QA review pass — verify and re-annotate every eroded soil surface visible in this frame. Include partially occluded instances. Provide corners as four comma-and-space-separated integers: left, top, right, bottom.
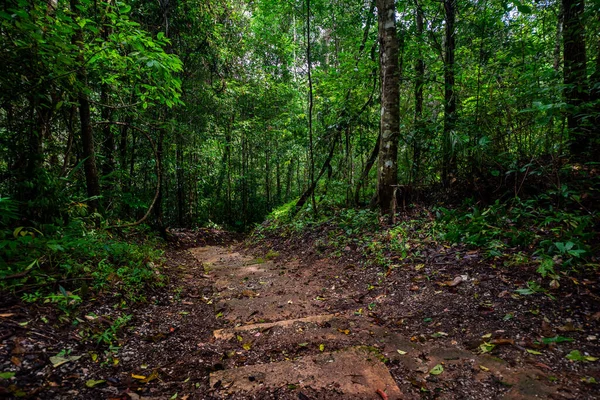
1, 229, 599, 399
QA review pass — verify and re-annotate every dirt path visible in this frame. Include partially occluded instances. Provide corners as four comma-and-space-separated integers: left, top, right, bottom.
2, 239, 596, 399
190, 245, 568, 399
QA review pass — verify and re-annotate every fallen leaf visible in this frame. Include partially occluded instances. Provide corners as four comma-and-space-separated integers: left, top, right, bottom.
429, 364, 444, 375
444, 276, 463, 287
0, 313, 15, 318
376, 388, 389, 400
132, 374, 147, 380
49, 355, 82, 368
534, 362, 552, 370
527, 349, 543, 355
481, 333, 492, 339
558, 322, 582, 332
479, 342, 496, 354
337, 329, 350, 335
85, 379, 105, 388
142, 370, 159, 383
0, 372, 15, 379
566, 350, 598, 362
397, 349, 407, 355
479, 365, 490, 372
319, 344, 325, 352
242, 343, 252, 351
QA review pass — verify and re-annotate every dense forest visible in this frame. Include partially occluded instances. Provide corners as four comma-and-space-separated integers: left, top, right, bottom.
1, 0, 600, 398
1, 0, 598, 230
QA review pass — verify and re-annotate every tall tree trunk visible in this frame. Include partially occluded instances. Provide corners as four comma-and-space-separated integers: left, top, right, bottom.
286, 158, 293, 201
591, 13, 600, 159
79, 94, 100, 209
306, 0, 317, 216
176, 131, 184, 226
71, 0, 100, 210
412, 0, 425, 186
563, 0, 589, 157
376, 0, 401, 215
100, 84, 114, 188
153, 129, 164, 225
442, 0, 457, 187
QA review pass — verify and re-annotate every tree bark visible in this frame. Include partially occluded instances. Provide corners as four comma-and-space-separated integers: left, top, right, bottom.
71, 0, 100, 210
376, 0, 401, 215
442, 0, 457, 187
306, 0, 317, 216
562, 0, 589, 157
412, 0, 425, 185
355, 133, 381, 205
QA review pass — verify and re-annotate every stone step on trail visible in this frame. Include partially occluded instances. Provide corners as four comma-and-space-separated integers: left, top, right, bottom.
214, 314, 337, 340
215, 292, 334, 323
210, 346, 403, 399
188, 246, 255, 267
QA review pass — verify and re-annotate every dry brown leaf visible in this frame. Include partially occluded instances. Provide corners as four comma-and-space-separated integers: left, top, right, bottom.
376, 388, 389, 400
444, 276, 464, 287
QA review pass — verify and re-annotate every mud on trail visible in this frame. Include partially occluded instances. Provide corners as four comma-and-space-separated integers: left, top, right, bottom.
187, 244, 598, 399
1, 234, 599, 399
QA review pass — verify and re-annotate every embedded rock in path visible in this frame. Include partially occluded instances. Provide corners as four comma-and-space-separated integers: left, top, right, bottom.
209, 347, 403, 399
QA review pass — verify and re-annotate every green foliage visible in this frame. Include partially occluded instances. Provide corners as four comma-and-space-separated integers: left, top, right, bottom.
435, 196, 594, 275
0, 214, 164, 307
91, 314, 133, 346
0, 197, 19, 227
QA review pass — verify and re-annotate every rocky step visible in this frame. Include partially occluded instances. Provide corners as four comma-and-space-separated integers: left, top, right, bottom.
215, 293, 336, 323
209, 346, 403, 399
188, 246, 257, 268
214, 314, 337, 340
216, 314, 420, 367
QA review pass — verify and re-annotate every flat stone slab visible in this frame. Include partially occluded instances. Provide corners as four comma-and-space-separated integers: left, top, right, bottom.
214, 314, 337, 340
188, 246, 254, 266
216, 293, 332, 323
210, 347, 402, 399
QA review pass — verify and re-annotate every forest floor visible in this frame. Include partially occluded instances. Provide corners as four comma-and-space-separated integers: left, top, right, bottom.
1, 228, 599, 399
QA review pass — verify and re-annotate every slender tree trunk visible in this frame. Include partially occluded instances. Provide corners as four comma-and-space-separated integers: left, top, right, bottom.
153, 129, 164, 225
412, 0, 425, 186
176, 131, 184, 226
563, 0, 589, 157
294, 133, 340, 214
306, 0, 317, 216
376, 0, 401, 215
286, 158, 293, 201
553, 2, 564, 71
591, 14, 600, 159
100, 84, 114, 198
355, 133, 381, 205
442, 0, 457, 187
275, 141, 281, 204
71, 0, 100, 210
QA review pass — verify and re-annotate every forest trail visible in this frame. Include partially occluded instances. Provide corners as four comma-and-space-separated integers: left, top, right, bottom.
190, 245, 560, 399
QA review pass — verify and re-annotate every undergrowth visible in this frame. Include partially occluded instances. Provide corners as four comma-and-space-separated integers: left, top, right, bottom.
252, 192, 598, 284
0, 197, 165, 313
